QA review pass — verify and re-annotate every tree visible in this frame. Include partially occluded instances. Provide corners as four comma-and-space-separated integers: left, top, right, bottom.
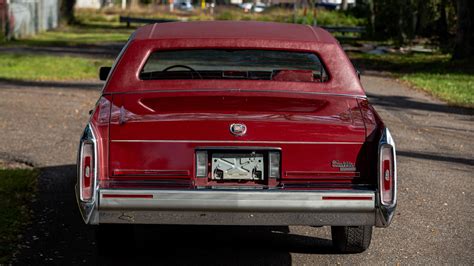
367, 0, 375, 37
130, 0, 140, 9
60, 0, 76, 25
452, 0, 474, 59
341, 0, 348, 10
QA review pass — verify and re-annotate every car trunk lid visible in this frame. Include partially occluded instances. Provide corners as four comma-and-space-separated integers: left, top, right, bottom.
107, 91, 369, 189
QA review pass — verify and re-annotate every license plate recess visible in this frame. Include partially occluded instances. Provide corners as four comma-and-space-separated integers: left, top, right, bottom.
211, 153, 264, 180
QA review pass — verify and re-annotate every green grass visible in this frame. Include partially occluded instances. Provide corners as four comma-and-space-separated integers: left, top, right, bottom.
400, 73, 473, 107
3, 7, 363, 48
0, 54, 113, 81
349, 53, 474, 107
7, 24, 132, 47
0, 7, 363, 81
11, 30, 130, 47
0, 168, 38, 264
213, 7, 364, 25
75, 6, 364, 27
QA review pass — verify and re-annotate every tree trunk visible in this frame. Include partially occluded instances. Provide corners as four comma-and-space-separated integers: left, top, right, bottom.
437, 0, 449, 43
397, 0, 407, 45
60, 0, 76, 25
130, 0, 140, 9
341, 0, 348, 10
452, 0, 473, 60
367, 0, 375, 37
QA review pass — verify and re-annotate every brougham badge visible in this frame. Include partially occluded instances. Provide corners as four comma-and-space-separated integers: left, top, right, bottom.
230, 123, 247, 136
331, 160, 356, 172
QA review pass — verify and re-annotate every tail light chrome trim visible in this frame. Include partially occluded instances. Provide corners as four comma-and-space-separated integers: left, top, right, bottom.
79, 140, 95, 201
376, 127, 397, 227
76, 124, 99, 224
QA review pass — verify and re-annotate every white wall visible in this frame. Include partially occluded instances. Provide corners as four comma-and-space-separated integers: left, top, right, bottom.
75, 0, 101, 9
9, 0, 59, 38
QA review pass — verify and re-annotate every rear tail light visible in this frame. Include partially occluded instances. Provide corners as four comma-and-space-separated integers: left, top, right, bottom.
379, 144, 394, 204
268, 151, 281, 179
77, 97, 110, 224
378, 128, 397, 206
196, 151, 208, 178
79, 140, 95, 202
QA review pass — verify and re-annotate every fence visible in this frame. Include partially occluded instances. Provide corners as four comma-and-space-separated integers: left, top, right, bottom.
0, 0, 58, 39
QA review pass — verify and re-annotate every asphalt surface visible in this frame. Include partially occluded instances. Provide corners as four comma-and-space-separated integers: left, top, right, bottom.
0, 75, 472, 265
0, 44, 123, 59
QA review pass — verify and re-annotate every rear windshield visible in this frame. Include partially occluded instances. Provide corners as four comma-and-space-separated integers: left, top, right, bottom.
140, 49, 328, 82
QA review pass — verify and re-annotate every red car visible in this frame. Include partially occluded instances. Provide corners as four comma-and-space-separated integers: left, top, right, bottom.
76, 21, 397, 253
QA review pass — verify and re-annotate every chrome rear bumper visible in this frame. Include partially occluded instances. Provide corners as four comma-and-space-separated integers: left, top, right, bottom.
88, 189, 379, 226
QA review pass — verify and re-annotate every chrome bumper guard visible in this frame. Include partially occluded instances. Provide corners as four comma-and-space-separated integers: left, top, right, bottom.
85, 189, 383, 226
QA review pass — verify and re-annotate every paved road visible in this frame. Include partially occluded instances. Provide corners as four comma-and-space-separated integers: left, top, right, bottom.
0, 44, 123, 59
0, 75, 472, 265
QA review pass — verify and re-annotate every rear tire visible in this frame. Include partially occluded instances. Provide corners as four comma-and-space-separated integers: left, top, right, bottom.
331, 226, 372, 253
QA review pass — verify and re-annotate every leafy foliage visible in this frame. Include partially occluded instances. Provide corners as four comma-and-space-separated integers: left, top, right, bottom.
0, 54, 113, 81
0, 169, 38, 264
355, 0, 457, 47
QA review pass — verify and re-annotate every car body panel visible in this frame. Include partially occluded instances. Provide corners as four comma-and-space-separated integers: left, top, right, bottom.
106, 92, 370, 188
76, 21, 397, 228
103, 21, 364, 96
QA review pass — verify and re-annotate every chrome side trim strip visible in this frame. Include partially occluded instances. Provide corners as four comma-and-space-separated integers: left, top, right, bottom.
110, 140, 364, 145
112, 169, 190, 177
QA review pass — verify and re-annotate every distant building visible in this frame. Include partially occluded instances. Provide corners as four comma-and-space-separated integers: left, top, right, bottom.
2, 0, 59, 39
76, 0, 102, 9
266, 0, 356, 8
317, 0, 356, 9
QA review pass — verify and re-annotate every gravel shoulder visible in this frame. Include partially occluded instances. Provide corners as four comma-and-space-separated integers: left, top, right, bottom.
0, 75, 472, 264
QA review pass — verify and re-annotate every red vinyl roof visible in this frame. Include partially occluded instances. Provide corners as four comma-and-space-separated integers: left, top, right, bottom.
133, 21, 338, 44
104, 21, 365, 96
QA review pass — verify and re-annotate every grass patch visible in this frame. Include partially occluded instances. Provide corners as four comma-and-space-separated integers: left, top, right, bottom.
7, 24, 132, 47
3, 7, 363, 47
349, 53, 474, 107
0, 168, 38, 264
400, 73, 473, 107
75, 6, 364, 26
0, 54, 113, 81
213, 7, 364, 25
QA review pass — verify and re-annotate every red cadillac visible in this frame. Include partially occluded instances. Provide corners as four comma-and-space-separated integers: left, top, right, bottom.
76, 21, 397, 253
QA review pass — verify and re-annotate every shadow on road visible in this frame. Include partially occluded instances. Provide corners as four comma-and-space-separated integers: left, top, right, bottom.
398, 150, 474, 166
0, 79, 102, 91
0, 44, 123, 59
14, 164, 337, 265
367, 92, 474, 116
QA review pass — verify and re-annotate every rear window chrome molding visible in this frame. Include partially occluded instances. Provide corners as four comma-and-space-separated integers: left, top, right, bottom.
375, 127, 397, 227
138, 46, 333, 83
102, 88, 367, 100
76, 124, 100, 224
138, 48, 330, 82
